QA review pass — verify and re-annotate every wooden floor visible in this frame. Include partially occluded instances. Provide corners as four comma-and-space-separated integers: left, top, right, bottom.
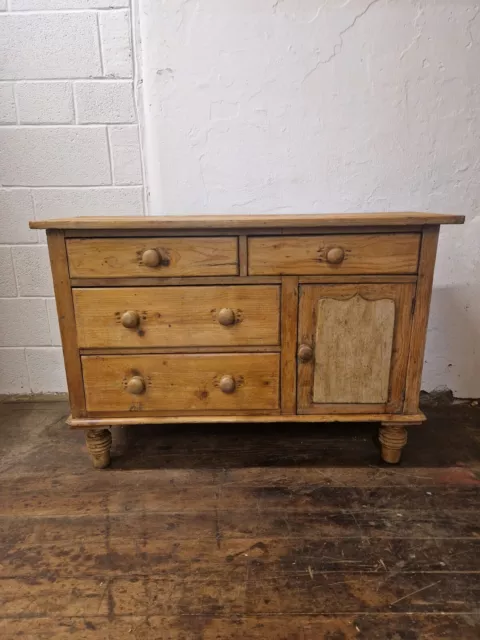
0, 400, 479, 639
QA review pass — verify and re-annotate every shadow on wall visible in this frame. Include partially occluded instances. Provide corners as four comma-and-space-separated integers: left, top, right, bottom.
423, 284, 480, 398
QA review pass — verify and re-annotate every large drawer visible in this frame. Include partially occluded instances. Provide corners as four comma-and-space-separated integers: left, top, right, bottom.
73, 285, 280, 348
248, 234, 421, 275
82, 353, 280, 413
67, 237, 238, 278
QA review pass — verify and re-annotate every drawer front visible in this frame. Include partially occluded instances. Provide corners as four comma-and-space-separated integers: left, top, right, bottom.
73, 285, 280, 348
248, 234, 421, 275
82, 353, 280, 413
67, 237, 238, 278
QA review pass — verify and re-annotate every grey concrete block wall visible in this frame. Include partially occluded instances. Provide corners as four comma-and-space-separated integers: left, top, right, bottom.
0, 0, 145, 394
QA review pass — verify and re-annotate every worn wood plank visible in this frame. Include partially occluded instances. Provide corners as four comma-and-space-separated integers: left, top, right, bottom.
2, 614, 479, 640
29, 212, 465, 230
71, 275, 282, 286
280, 276, 298, 414
46, 230, 86, 418
404, 226, 440, 413
238, 235, 248, 276
73, 285, 280, 349
248, 234, 421, 275
67, 236, 238, 278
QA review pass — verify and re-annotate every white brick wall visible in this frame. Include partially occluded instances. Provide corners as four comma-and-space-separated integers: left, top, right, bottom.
0, 0, 145, 394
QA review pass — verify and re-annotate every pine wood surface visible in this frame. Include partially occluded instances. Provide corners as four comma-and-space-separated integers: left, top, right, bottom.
0, 399, 479, 638
67, 237, 238, 278
82, 353, 280, 413
73, 285, 280, 348
30, 212, 465, 229
248, 233, 421, 275
297, 284, 415, 415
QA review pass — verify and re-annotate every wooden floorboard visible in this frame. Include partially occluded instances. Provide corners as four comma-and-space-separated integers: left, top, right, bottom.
0, 400, 479, 638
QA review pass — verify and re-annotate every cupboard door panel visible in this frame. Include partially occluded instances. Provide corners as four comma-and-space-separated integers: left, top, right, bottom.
298, 284, 415, 414
313, 295, 395, 403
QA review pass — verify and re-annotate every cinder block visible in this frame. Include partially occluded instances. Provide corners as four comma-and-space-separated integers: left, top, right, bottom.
75, 81, 135, 124
0, 127, 111, 186
0, 248, 17, 297
46, 298, 61, 346
0, 13, 101, 80
0, 84, 16, 123
13, 245, 54, 297
16, 82, 74, 124
26, 347, 67, 393
0, 189, 38, 243
109, 125, 143, 185
34, 186, 145, 217
11, 0, 126, 8
99, 9, 132, 78
0, 298, 50, 347
0, 348, 30, 394
0, 0, 7, 10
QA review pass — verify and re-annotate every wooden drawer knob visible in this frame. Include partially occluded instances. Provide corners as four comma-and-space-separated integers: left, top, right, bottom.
298, 344, 313, 362
326, 247, 345, 264
219, 375, 236, 394
126, 376, 146, 395
142, 248, 162, 268
217, 307, 236, 326
121, 310, 140, 329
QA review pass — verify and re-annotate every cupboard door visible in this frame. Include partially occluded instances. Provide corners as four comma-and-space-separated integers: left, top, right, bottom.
297, 284, 415, 414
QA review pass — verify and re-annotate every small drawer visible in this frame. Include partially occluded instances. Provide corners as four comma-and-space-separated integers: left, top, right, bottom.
73, 285, 280, 348
67, 236, 238, 278
82, 353, 280, 413
248, 234, 421, 275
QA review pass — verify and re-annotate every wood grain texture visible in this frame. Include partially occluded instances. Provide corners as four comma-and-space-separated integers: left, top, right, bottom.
73, 285, 280, 348
404, 226, 440, 413
70, 275, 282, 287
248, 233, 421, 275
298, 284, 415, 414
67, 236, 238, 278
280, 276, 298, 414
46, 230, 86, 418
29, 212, 465, 229
314, 295, 395, 403
238, 235, 248, 276
81, 353, 280, 413
68, 412, 426, 427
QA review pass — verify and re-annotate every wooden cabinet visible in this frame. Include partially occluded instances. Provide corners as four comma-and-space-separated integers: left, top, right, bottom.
30, 213, 464, 469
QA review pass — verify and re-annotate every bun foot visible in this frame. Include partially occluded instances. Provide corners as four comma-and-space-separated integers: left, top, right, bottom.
379, 423, 408, 464
85, 429, 112, 469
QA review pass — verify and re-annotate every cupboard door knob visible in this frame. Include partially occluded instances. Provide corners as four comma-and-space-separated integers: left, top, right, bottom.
217, 308, 236, 326
298, 344, 313, 362
219, 375, 236, 394
121, 310, 140, 329
142, 248, 162, 268
326, 247, 345, 264
126, 376, 145, 395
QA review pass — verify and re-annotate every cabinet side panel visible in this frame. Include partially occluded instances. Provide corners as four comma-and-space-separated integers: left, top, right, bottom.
404, 226, 440, 413
47, 230, 86, 418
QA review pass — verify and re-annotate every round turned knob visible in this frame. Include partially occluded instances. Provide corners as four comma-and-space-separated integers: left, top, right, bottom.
121, 310, 140, 329
142, 248, 161, 268
326, 247, 345, 264
298, 344, 313, 362
219, 375, 236, 394
126, 376, 145, 395
217, 308, 236, 326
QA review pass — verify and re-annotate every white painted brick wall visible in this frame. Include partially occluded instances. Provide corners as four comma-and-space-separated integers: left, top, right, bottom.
0, 0, 145, 394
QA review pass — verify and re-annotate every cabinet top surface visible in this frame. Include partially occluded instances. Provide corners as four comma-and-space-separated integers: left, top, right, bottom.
30, 212, 464, 230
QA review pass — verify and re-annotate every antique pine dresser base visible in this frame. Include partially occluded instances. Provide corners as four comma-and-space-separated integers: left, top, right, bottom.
30, 213, 464, 469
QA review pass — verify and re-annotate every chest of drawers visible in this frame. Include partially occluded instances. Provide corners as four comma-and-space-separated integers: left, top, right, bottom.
30, 213, 464, 468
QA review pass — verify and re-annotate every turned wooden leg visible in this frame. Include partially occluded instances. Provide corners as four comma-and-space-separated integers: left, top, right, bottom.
85, 429, 112, 469
379, 423, 408, 464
